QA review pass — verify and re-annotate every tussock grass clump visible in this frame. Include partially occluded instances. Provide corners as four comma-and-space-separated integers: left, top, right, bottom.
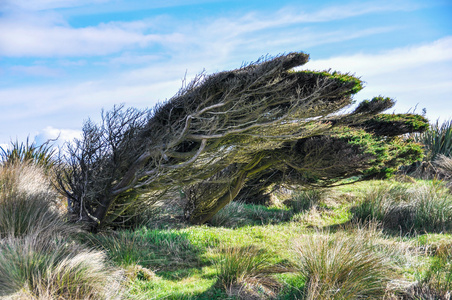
353, 181, 452, 234
0, 234, 122, 299
0, 163, 74, 238
215, 245, 289, 299
293, 231, 393, 300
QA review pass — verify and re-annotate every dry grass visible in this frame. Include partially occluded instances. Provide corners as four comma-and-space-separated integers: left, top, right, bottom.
0, 234, 123, 299
0, 163, 76, 238
0, 163, 123, 299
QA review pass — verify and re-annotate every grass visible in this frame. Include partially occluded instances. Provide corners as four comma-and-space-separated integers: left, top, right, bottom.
293, 231, 393, 300
0, 163, 122, 299
352, 180, 452, 234
214, 245, 290, 299
3, 163, 452, 299
0, 163, 77, 239
0, 233, 122, 299
82, 228, 201, 270
209, 201, 292, 228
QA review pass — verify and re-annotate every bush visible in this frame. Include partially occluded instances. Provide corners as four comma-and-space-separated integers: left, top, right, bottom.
293, 232, 393, 300
0, 139, 56, 170
410, 119, 452, 178
0, 234, 122, 299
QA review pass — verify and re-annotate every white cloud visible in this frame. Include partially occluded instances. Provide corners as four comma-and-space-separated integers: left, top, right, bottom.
0, 18, 180, 57
10, 65, 64, 77
34, 126, 82, 146
303, 36, 452, 75
0, 0, 419, 58
302, 37, 452, 121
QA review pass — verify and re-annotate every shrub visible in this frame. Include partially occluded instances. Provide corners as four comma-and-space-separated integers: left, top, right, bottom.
214, 245, 289, 299
416, 120, 452, 161
0, 234, 122, 299
0, 139, 56, 170
293, 232, 393, 300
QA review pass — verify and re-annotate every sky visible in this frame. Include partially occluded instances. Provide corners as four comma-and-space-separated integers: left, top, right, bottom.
0, 0, 451, 149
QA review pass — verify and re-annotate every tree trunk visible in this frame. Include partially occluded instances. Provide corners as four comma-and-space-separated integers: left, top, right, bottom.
189, 171, 247, 225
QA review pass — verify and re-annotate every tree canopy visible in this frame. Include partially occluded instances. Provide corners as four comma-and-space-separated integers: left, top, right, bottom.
55, 52, 428, 231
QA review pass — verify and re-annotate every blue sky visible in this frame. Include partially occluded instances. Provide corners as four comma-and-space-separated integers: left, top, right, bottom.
1, 0, 451, 148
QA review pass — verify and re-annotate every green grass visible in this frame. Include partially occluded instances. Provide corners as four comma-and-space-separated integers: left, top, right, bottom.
3, 172, 452, 299
214, 245, 290, 299
352, 180, 452, 234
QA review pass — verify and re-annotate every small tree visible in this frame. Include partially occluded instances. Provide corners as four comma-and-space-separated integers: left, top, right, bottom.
55, 53, 427, 231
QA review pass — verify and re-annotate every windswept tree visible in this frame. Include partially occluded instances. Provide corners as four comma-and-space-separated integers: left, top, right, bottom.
55, 52, 428, 231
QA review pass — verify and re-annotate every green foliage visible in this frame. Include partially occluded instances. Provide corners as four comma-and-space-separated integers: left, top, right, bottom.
0, 138, 56, 170
297, 70, 364, 95
293, 232, 392, 300
414, 119, 452, 162
334, 128, 424, 179
362, 114, 429, 137
353, 96, 394, 115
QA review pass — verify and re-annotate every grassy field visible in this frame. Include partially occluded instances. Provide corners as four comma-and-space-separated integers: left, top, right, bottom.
83, 180, 452, 299
1, 162, 452, 299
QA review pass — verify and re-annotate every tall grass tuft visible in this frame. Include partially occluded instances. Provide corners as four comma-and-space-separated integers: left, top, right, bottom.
0, 234, 122, 299
215, 245, 289, 299
293, 231, 393, 300
0, 163, 74, 238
